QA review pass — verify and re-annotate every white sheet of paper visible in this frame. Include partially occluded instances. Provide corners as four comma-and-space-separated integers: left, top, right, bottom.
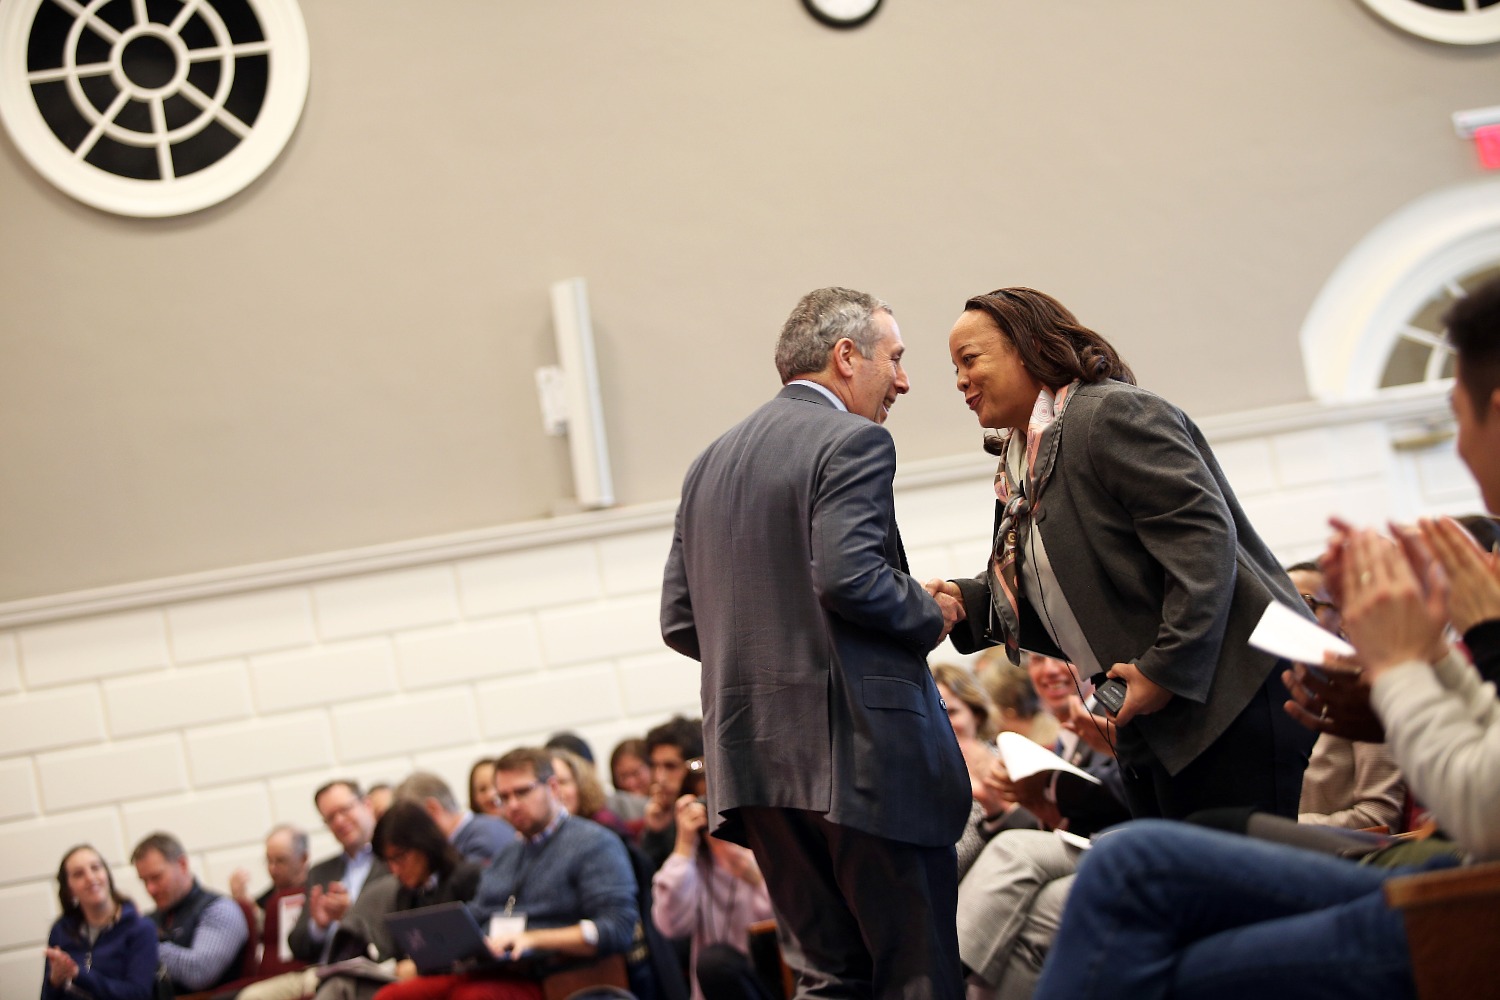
997, 731, 1101, 785
1248, 600, 1354, 664
1054, 828, 1092, 851
277, 893, 304, 963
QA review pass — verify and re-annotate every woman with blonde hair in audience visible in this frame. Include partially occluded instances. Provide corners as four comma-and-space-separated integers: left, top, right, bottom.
551, 749, 628, 835
42, 844, 159, 1000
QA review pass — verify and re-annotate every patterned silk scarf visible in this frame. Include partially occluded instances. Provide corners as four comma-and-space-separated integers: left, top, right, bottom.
988, 380, 1079, 663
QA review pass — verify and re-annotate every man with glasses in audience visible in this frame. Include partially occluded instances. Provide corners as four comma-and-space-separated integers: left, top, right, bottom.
240, 780, 392, 1000
375, 747, 643, 1000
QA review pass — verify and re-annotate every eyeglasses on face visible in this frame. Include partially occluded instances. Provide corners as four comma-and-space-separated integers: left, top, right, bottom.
494, 782, 542, 805
1301, 593, 1338, 615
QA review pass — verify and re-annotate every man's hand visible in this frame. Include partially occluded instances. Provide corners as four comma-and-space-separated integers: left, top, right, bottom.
486, 928, 538, 960
1420, 516, 1500, 634
1341, 528, 1447, 681
308, 881, 351, 928
1104, 662, 1171, 727
924, 578, 962, 601
229, 867, 251, 902
1281, 662, 1384, 743
671, 793, 708, 857
934, 593, 964, 642
923, 579, 966, 644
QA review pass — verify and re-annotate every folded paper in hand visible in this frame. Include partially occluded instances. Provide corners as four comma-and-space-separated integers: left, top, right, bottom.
997, 731, 1101, 785
1248, 600, 1354, 664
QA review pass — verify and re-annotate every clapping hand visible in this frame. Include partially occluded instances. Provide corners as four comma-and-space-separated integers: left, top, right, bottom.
1339, 527, 1448, 682
1418, 516, 1500, 635
45, 947, 79, 988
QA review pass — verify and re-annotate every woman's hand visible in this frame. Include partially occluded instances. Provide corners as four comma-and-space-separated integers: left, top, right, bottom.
45, 947, 78, 988
671, 793, 708, 857
1419, 516, 1500, 634
708, 838, 764, 886
973, 756, 1018, 817
1281, 662, 1385, 743
1104, 662, 1171, 726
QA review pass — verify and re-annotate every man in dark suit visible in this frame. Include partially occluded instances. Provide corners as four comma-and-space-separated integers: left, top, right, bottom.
287, 780, 390, 964
661, 287, 971, 1000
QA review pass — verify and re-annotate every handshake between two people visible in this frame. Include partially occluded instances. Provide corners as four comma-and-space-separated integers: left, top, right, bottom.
920, 578, 1171, 726
923, 578, 967, 644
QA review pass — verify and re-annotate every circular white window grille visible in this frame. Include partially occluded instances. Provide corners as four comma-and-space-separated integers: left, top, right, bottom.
1356, 0, 1500, 45
1300, 179, 1500, 401
0, 0, 309, 218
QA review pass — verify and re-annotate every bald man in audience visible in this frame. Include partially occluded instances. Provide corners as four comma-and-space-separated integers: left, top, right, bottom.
231, 823, 311, 912
393, 770, 516, 864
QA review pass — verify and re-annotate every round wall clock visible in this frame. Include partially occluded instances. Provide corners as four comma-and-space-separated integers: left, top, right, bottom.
0, 0, 310, 217
1356, 0, 1500, 45
802, 0, 883, 30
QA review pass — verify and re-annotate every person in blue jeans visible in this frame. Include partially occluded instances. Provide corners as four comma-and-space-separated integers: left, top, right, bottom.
1031, 819, 1444, 999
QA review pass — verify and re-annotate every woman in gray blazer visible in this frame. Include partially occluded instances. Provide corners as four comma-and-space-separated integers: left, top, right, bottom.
930, 286, 1314, 819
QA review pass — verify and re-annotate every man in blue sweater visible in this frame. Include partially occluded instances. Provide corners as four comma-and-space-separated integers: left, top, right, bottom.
376, 747, 642, 1000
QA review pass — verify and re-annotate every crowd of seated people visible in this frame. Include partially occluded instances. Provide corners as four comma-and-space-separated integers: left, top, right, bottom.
36, 277, 1500, 1000
36, 719, 723, 1000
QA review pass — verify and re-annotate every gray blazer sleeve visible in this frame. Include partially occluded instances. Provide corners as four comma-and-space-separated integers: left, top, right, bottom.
811, 422, 944, 652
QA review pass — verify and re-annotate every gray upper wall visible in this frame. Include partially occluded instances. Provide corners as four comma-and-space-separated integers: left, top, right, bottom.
1, 1, 1494, 602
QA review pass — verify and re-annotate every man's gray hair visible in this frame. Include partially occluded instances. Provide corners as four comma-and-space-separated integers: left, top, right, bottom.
774, 287, 891, 383
268, 822, 309, 861
394, 771, 460, 813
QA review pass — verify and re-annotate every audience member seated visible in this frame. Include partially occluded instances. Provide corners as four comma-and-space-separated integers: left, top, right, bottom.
1447, 513, 1500, 686
607, 738, 651, 831
955, 654, 1130, 1000
232, 824, 311, 912
640, 717, 706, 870
393, 771, 515, 865
929, 662, 1013, 868
372, 747, 643, 1000
1031, 273, 1500, 1000
610, 739, 652, 798
974, 649, 1059, 749
545, 731, 595, 764
131, 832, 249, 995
228, 823, 312, 982
651, 786, 774, 1000
1286, 562, 1405, 831
313, 801, 483, 1000
239, 781, 392, 1000
470, 758, 502, 818
550, 748, 628, 836
365, 785, 394, 823
42, 844, 159, 1000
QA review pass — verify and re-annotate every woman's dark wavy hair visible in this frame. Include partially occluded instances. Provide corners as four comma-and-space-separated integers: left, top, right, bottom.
964, 287, 1135, 389
371, 800, 462, 881
57, 844, 131, 924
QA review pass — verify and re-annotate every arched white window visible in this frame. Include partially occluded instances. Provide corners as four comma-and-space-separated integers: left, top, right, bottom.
1300, 178, 1500, 402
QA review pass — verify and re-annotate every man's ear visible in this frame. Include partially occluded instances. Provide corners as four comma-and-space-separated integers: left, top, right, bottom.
831, 338, 858, 377
1487, 387, 1500, 422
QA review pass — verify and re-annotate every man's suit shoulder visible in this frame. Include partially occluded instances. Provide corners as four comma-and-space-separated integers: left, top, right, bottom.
307, 853, 347, 887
